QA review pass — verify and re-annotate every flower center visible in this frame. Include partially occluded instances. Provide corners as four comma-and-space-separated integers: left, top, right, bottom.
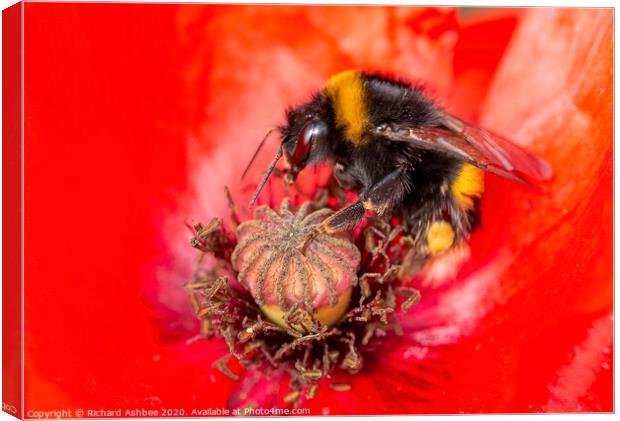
185, 183, 421, 406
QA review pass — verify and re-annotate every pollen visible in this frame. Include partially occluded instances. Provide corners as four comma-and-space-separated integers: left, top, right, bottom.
426, 221, 455, 255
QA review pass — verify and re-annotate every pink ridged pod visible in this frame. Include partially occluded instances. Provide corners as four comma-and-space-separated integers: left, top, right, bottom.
231, 199, 361, 327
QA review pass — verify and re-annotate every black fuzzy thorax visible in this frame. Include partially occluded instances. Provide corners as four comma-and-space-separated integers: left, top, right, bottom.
282, 72, 479, 240
361, 72, 444, 128
347, 73, 474, 234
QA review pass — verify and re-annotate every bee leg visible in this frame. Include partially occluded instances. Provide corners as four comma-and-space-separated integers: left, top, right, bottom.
317, 201, 367, 234
300, 202, 365, 251
359, 164, 409, 216
317, 165, 409, 234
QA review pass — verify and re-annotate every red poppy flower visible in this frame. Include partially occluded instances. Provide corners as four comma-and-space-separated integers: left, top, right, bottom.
22, 4, 611, 416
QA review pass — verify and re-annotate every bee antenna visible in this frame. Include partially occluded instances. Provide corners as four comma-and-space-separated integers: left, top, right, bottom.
242, 127, 279, 180
249, 145, 283, 208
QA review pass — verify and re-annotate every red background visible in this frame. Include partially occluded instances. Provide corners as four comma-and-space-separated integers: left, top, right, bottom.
20, 3, 612, 415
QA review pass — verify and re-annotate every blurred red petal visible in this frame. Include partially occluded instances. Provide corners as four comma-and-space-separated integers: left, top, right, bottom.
475, 8, 613, 412
22, 3, 611, 415
23, 3, 236, 410
449, 8, 523, 119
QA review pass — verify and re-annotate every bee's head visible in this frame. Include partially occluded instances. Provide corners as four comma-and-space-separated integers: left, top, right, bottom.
247, 97, 331, 208
280, 96, 333, 178
280, 116, 329, 180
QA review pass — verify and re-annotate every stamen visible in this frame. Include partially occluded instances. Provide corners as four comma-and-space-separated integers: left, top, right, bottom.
329, 383, 352, 392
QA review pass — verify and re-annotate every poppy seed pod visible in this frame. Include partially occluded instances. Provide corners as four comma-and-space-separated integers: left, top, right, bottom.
232, 199, 361, 328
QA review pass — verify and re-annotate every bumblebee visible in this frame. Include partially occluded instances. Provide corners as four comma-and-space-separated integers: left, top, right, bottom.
246, 70, 551, 259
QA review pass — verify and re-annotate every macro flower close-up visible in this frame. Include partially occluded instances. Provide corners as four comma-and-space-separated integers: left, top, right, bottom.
22, 4, 612, 416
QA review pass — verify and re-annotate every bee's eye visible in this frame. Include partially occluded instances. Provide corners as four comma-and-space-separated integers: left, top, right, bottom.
291, 119, 327, 165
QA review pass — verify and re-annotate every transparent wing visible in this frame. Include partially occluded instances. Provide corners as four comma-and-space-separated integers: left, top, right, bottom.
374, 113, 552, 186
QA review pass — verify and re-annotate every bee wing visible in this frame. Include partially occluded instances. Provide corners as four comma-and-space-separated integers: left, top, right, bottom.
375, 113, 553, 186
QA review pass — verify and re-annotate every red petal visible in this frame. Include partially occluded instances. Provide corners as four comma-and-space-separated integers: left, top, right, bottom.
472, 8, 613, 412
22, 3, 611, 415
449, 8, 523, 119
23, 3, 238, 410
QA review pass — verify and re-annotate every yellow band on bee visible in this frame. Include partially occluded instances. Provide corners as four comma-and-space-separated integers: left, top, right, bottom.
452, 163, 484, 210
426, 221, 455, 255
324, 70, 368, 146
